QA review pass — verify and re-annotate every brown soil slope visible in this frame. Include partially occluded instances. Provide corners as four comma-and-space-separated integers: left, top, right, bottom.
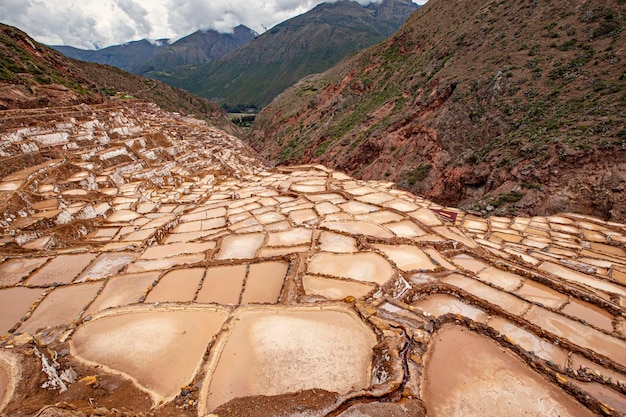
0, 24, 104, 109
248, 0, 626, 222
0, 23, 236, 134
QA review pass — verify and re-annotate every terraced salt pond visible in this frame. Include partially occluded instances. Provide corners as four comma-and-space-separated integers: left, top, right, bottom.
25, 254, 97, 286
0, 287, 45, 333
562, 299, 615, 332
200, 306, 377, 413
0, 102, 624, 416
302, 275, 376, 300
72, 307, 229, 402
19, 282, 103, 334
515, 280, 569, 308
239, 261, 289, 304
145, 268, 205, 303
195, 264, 247, 304
307, 252, 394, 284
423, 326, 597, 417
0, 258, 48, 286
0, 352, 16, 413
86, 271, 160, 314
414, 294, 489, 322
0, 365, 7, 408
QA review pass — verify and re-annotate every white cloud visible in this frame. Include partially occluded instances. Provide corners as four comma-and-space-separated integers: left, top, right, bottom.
115, 0, 152, 34
0, 0, 427, 49
165, 0, 320, 37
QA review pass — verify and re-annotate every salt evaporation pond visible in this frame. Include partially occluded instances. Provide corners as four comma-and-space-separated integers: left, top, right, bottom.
422, 326, 597, 417
71, 308, 229, 402
201, 306, 377, 412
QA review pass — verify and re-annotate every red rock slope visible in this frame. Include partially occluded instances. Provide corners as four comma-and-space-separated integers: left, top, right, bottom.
248, 0, 626, 222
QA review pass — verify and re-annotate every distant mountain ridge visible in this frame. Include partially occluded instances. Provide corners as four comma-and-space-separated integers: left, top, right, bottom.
51, 25, 258, 76
52, 39, 168, 74
136, 25, 258, 75
148, 0, 419, 111
248, 0, 626, 221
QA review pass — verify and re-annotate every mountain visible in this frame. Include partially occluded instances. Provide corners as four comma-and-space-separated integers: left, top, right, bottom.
248, 0, 626, 222
148, 0, 419, 111
51, 25, 257, 76
0, 23, 236, 133
52, 39, 168, 74
135, 25, 258, 74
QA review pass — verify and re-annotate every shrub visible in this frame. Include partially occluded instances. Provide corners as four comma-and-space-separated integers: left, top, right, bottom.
406, 163, 432, 185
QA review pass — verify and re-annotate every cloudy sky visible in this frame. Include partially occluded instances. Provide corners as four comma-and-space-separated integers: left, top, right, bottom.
0, 0, 425, 50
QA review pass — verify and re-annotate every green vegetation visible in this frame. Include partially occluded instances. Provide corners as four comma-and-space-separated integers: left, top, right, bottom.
314, 140, 332, 157
0, 24, 93, 96
230, 113, 256, 128
491, 192, 525, 206
522, 182, 543, 190
297, 86, 319, 97
101, 87, 117, 97
557, 38, 577, 51
278, 139, 300, 163
326, 87, 399, 140
468, 192, 525, 213
0, 24, 235, 128
406, 164, 432, 185
222, 103, 261, 114
247, 0, 626, 221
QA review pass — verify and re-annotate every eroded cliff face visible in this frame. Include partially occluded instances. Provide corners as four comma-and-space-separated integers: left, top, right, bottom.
248, 0, 626, 222
0, 101, 625, 417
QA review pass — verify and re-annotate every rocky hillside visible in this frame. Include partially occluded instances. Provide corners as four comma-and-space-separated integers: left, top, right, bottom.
0, 23, 104, 109
249, 0, 626, 222
0, 13, 625, 417
150, 0, 419, 111
0, 23, 236, 133
75, 61, 239, 135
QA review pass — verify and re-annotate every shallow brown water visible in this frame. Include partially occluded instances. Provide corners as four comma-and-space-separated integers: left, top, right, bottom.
203, 306, 376, 412
515, 280, 568, 309
422, 325, 596, 417
86, 272, 159, 314
19, 282, 102, 333
302, 275, 375, 300
145, 268, 204, 303
196, 264, 247, 304
26, 253, 96, 286
72, 308, 228, 401
240, 262, 288, 304
561, 299, 614, 331
0, 355, 11, 412
0, 287, 45, 333
0, 258, 48, 286
571, 380, 626, 414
